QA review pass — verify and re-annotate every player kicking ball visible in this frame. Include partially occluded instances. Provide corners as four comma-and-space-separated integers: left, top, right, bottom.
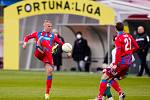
96, 22, 139, 100
23, 20, 72, 99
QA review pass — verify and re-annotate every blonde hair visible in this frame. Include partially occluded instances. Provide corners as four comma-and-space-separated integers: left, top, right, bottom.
44, 20, 51, 23
43, 20, 52, 26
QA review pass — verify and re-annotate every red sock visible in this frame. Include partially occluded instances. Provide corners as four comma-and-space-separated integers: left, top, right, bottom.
46, 76, 52, 94
111, 80, 122, 95
98, 80, 107, 97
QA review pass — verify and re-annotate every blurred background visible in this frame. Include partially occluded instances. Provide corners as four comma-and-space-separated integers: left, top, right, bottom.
1, 0, 150, 75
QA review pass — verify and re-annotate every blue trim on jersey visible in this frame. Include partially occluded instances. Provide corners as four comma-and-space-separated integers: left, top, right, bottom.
121, 54, 132, 65
39, 36, 50, 44
36, 32, 43, 50
47, 76, 52, 80
101, 79, 107, 83
39, 32, 55, 46
50, 33, 54, 46
42, 37, 51, 40
122, 57, 125, 64
110, 80, 114, 84
38, 32, 42, 38
118, 31, 123, 35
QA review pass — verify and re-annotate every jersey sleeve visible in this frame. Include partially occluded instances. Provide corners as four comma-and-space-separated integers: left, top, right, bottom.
24, 32, 38, 43
54, 35, 64, 46
130, 35, 139, 53
114, 37, 122, 65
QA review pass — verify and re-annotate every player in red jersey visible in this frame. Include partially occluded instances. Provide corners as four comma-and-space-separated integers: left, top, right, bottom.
97, 22, 139, 100
23, 20, 66, 99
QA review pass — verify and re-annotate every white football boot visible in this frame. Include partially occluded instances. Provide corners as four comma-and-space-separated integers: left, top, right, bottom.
45, 94, 49, 100
119, 93, 125, 100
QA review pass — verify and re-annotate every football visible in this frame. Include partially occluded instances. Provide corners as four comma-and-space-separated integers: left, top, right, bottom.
62, 43, 72, 53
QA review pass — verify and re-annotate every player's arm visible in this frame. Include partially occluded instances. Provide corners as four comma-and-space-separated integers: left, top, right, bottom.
130, 35, 139, 53
114, 38, 122, 65
54, 35, 64, 46
109, 38, 121, 71
23, 32, 38, 48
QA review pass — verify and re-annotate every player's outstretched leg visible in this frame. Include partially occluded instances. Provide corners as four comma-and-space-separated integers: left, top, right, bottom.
45, 64, 53, 99
97, 73, 110, 100
110, 80, 125, 100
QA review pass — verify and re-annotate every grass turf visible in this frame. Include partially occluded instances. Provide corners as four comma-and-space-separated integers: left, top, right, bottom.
0, 70, 150, 100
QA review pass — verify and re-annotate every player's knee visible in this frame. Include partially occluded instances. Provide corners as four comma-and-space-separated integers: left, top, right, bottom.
47, 68, 53, 76
48, 67, 53, 72
47, 72, 52, 76
45, 64, 53, 75
101, 73, 109, 80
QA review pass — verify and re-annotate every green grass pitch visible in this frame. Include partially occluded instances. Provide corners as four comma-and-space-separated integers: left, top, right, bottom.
0, 70, 150, 100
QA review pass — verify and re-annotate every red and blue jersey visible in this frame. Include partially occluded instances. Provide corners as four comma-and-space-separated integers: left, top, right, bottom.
24, 31, 64, 51
24, 31, 64, 65
114, 32, 139, 65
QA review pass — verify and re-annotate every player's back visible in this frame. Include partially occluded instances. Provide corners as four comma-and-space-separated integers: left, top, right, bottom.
116, 33, 134, 56
115, 33, 135, 64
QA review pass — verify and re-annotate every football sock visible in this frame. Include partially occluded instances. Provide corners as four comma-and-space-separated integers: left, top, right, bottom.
46, 75, 52, 94
110, 80, 122, 95
98, 79, 107, 97
105, 85, 112, 98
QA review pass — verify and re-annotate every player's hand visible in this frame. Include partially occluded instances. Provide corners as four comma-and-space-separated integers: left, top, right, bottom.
52, 44, 58, 54
23, 42, 27, 48
66, 52, 72, 58
109, 63, 117, 76
109, 63, 117, 70
37, 48, 44, 54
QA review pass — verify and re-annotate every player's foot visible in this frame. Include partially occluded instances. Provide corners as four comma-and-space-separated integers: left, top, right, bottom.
45, 93, 49, 100
97, 96, 104, 100
108, 97, 114, 100
119, 93, 125, 100
88, 96, 105, 100
88, 96, 104, 100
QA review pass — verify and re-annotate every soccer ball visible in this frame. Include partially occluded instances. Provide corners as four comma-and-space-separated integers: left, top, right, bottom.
62, 43, 72, 53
